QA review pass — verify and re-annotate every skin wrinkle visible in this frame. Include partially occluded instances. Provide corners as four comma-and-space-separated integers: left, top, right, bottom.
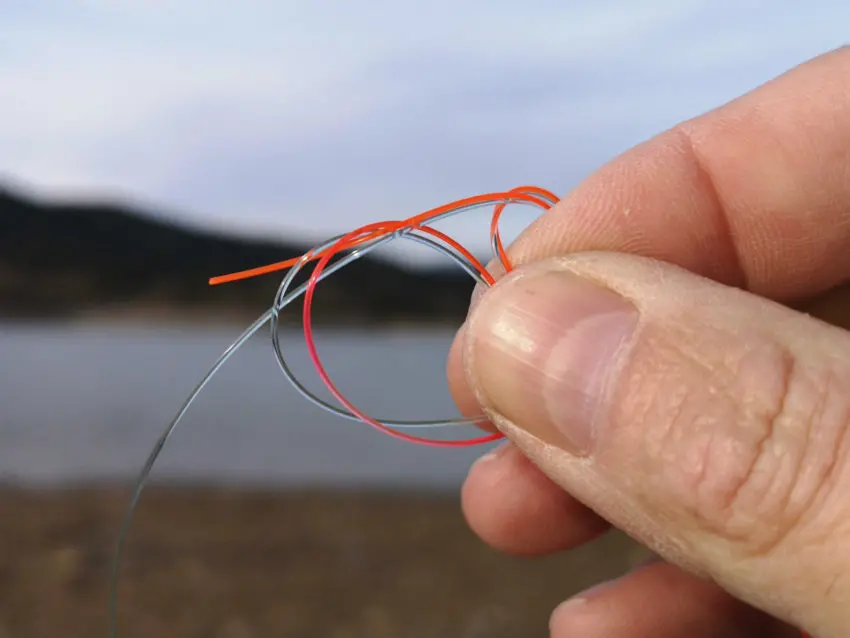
452, 49, 850, 638
792, 361, 850, 555
698, 49, 850, 299
672, 122, 750, 293
621, 298, 839, 561
482, 254, 850, 561
617, 312, 759, 539
824, 572, 842, 601
621, 329, 688, 473
790, 357, 850, 561
817, 380, 850, 534
774, 362, 850, 614
759, 356, 821, 559
801, 364, 835, 520
717, 343, 795, 557
625, 332, 753, 542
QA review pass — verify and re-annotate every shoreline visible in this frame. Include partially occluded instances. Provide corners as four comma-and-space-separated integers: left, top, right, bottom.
0, 310, 465, 333
1, 485, 649, 637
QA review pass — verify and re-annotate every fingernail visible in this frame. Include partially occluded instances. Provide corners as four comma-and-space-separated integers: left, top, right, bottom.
466, 268, 637, 455
471, 441, 511, 468
550, 579, 619, 629
559, 578, 618, 608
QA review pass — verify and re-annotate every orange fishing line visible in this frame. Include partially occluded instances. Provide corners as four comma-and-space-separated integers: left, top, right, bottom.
208, 186, 557, 286
205, 186, 811, 638
302, 221, 502, 447
208, 185, 555, 446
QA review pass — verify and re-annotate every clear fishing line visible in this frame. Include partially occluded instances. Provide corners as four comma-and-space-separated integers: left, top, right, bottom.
106, 186, 554, 636
105, 183, 813, 638
109, 187, 558, 638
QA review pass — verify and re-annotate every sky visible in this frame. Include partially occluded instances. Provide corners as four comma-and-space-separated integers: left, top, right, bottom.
2, 0, 848, 264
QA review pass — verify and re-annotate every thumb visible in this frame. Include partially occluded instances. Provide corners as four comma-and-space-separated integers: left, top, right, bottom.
462, 253, 850, 638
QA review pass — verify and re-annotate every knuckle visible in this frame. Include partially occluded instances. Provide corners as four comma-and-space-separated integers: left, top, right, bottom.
642, 338, 850, 556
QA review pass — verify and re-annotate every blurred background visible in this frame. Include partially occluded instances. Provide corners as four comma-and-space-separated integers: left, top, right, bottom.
1, 2, 847, 636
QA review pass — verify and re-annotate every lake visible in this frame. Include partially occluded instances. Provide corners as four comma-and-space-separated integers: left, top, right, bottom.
0, 321, 496, 490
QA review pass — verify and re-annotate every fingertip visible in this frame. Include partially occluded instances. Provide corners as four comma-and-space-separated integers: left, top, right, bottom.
447, 321, 497, 432
549, 561, 802, 638
462, 443, 608, 556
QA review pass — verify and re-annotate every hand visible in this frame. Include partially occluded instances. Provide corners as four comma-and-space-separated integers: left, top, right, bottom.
447, 47, 850, 638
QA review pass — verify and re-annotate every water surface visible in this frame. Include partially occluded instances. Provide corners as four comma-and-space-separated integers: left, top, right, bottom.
0, 322, 494, 489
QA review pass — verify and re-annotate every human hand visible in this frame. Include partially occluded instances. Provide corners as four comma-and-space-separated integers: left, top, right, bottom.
447, 47, 850, 638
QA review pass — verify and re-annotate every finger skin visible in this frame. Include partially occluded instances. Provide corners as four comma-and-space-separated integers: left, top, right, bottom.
461, 442, 609, 556
450, 46, 850, 582
453, 291, 850, 567
550, 560, 801, 638
451, 46, 850, 417
454, 324, 609, 556
500, 46, 850, 300
464, 254, 850, 637
447, 323, 498, 432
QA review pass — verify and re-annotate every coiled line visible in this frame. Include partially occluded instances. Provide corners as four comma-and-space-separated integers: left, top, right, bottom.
106, 185, 559, 637
106, 183, 812, 638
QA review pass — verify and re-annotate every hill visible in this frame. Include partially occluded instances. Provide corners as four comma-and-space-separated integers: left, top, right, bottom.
0, 187, 476, 325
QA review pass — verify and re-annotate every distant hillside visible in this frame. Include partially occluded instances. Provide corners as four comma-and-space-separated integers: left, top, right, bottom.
0, 186, 476, 325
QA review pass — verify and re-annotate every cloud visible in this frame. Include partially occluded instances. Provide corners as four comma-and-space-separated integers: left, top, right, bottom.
1, 0, 847, 261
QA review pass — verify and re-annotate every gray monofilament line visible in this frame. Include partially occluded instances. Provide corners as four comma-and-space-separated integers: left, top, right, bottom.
106, 192, 557, 637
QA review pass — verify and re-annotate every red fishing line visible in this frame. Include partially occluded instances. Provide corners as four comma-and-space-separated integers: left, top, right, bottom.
302, 222, 502, 447
207, 186, 811, 638
209, 185, 556, 446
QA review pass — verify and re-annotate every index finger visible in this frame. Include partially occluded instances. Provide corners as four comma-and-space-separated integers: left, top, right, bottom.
493, 46, 850, 303
450, 46, 850, 422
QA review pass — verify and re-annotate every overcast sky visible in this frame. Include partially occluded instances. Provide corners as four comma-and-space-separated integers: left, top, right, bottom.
2, 1, 847, 263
